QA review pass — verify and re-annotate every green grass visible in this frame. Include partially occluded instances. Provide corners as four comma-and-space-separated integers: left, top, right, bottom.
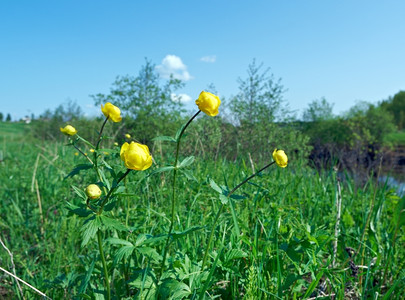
0, 122, 404, 299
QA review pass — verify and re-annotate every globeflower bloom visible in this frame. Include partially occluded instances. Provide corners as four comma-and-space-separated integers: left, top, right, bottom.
195, 91, 221, 116
273, 149, 288, 168
86, 184, 102, 200
60, 125, 77, 136
101, 102, 122, 122
120, 142, 153, 171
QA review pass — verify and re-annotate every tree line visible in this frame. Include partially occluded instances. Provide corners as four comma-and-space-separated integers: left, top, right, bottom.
28, 59, 404, 176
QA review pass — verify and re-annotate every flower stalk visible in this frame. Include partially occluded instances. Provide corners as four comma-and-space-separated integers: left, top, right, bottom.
159, 110, 201, 278
201, 161, 276, 270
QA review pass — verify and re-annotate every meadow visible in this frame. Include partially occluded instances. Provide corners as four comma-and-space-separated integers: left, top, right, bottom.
0, 118, 404, 300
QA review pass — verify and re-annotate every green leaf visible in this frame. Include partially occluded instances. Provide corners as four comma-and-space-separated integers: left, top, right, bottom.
209, 179, 222, 194
150, 166, 175, 176
225, 249, 247, 262
78, 258, 95, 295
66, 202, 93, 218
98, 169, 111, 190
175, 125, 186, 141
106, 238, 133, 246
81, 216, 101, 247
158, 279, 191, 299
99, 215, 127, 232
303, 270, 324, 298
76, 135, 95, 149
153, 136, 176, 143
179, 169, 198, 181
71, 185, 87, 201
65, 164, 93, 180
230, 194, 246, 200
219, 194, 229, 204
178, 156, 195, 168
171, 226, 204, 240
114, 245, 135, 264
137, 247, 162, 262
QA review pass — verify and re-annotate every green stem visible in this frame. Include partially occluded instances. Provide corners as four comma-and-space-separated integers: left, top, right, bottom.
98, 169, 131, 214
72, 143, 93, 165
96, 116, 109, 150
159, 110, 201, 278
201, 161, 276, 270
97, 230, 111, 300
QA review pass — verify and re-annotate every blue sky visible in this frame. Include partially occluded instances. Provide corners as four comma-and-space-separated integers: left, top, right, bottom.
1, 1, 404, 120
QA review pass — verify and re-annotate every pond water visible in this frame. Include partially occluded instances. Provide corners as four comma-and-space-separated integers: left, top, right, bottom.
379, 175, 405, 197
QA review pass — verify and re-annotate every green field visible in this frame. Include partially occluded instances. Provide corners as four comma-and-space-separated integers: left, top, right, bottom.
0, 121, 404, 299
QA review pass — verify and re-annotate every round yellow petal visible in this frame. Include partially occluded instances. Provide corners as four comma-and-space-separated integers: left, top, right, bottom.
273, 149, 288, 168
120, 141, 152, 171
60, 125, 77, 136
101, 102, 122, 122
195, 91, 221, 116
85, 184, 102, 200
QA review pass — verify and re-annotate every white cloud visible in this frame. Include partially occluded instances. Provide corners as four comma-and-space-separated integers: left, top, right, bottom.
200, 55, 216, 63
171, 93, 192, 103
156, 55, 193, 81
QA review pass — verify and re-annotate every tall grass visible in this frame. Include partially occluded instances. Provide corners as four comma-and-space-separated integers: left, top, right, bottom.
0, 122, 404, 299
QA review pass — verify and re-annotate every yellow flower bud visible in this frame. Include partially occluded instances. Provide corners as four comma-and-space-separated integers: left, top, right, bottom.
273, 149, 288, 168
195, 91, 221, 116
101, 102, 122, 122
125, 133, 131, 139
85, 184, 102, 200
114, 142, 119, 146
120, 142, 153, 171
74, 152, 79, 156
60, 125, 77, 136
90, 148, 95, 153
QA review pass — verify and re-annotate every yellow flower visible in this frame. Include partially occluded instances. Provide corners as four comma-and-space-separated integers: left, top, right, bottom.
60, 125, 77, 136
74, 152, 79, 156
101, 102, 122, 122
273, 149, 288, 168
85, 184, 102, 200
195, 91, 221, 116
120, 142, 152, 171
114, 142, 119, 146
125, 133, 131, 139
90, 149, 95, 153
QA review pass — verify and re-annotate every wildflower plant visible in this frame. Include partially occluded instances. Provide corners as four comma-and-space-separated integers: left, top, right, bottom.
60, 91, 290, 299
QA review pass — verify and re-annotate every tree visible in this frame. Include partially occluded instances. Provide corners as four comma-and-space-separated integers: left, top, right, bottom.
227, 60, 309, 164
0, 112, 3, 122
229, 59, 288, 124
6, 113, 11, 122
302, 97, 334, 122
91, 59, 185, 142
380, 90, 405, 129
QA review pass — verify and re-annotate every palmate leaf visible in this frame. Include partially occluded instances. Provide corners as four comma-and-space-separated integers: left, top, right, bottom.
158, 278, 191, 299
114, 245, 136, 265
137, 247, 162, 262
81, 216, 101, 247
65, 164, 93, 180
106, 237, 133, 246
66, 202, 93, 218
99, 215, 127, 232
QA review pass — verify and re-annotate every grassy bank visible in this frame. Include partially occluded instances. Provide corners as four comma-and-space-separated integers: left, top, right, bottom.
0, 122, 404, 299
